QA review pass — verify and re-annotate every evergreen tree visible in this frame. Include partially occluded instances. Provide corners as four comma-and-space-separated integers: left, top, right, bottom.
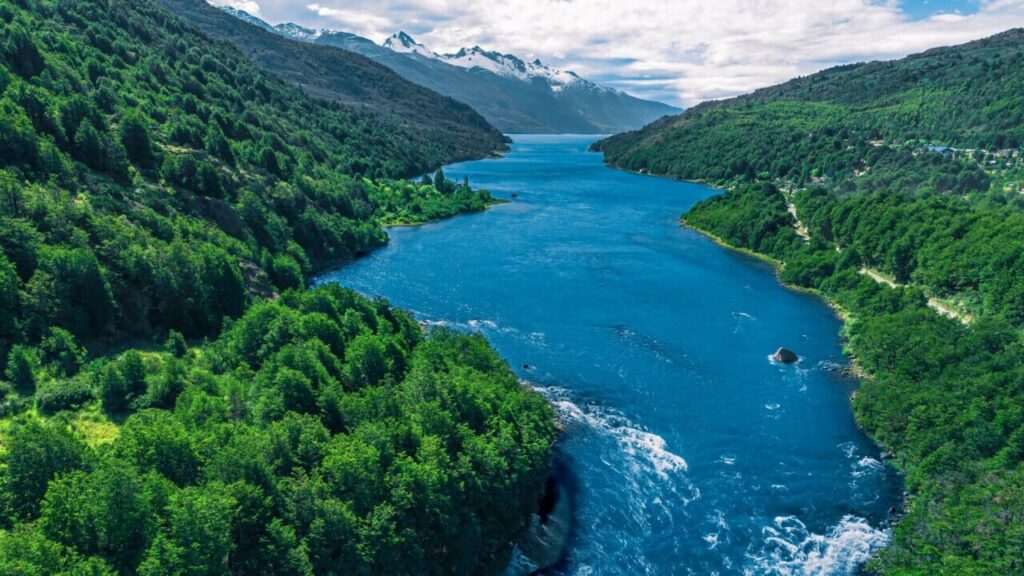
119, 110, 153, 166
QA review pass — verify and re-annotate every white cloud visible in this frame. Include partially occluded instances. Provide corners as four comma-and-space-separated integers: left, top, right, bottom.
306, 3, 392, 37
208, 0, 262, 15
241, 0, 1024, 107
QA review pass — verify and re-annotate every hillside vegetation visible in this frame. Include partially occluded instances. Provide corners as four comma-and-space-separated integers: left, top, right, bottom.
597, 29, 1024, 189
598, 30, 1024, 575
0, 0, 498, 349
0, 0, 554, 573
155, 0, 509, 162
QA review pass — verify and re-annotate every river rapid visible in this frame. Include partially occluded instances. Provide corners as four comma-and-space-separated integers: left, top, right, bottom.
316, 135, 902, 575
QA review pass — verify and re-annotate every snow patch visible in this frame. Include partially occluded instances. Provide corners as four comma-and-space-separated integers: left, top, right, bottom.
380, 32, 615, 95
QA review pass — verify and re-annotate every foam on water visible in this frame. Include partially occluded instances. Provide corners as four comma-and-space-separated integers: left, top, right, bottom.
745, 515, 889, 576
852, 456, 883, 478
536, 385, 690, 481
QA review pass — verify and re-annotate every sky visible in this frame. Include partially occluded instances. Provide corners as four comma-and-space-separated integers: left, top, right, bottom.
208, 0, 1024, 107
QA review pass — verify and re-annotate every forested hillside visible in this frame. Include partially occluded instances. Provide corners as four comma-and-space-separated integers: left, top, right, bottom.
0, 286, 556, 574
0, 0, 554, 573
597, 30, 1024, 575
156, 0, 509, 162
596, 29, 1023, 192
0, 0, 498, 348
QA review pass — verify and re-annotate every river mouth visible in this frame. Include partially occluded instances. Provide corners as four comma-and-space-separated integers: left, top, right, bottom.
316, 134, 902, 575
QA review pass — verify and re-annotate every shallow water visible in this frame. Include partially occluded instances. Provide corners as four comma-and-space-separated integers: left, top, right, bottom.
316, 135, 901, 575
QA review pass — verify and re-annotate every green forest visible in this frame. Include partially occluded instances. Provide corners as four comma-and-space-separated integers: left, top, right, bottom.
0, 0, 555, 573
597, 29, 1024, 575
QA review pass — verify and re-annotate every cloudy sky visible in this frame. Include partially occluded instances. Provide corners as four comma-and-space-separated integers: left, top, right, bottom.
208, 0, 1024, 107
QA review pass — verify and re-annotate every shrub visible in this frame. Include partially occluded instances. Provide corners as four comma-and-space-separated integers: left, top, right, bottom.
36, 377, 94, 414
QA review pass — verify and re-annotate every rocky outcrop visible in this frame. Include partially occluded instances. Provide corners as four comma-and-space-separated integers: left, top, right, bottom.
773, 347, 799, 363
516, 468, 572, 572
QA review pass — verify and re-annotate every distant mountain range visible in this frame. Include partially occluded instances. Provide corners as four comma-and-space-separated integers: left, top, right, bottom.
218, 6, 681, 134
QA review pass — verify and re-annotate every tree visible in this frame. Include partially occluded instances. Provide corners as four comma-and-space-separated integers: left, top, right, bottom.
196, 161, 222, 198
165, 330, 187, 358
114, 410, 199, 486
259, 147, 280, 175
74, 121, 105, 170
40, 327, 85, 377
138, 532, 185, 576
100, 351, 147, 413
204, 124, 233, 165
5, 344, 39, 393
0, 253, 19, 340
120, 110, 154, 166
343, 334, 389, 389
167, 484, 236, 575
0, 97, 39, 167
1, 420, 89, 521
3, 25, 45, 78
38, 247, 115, 338
40, 462, 154, 572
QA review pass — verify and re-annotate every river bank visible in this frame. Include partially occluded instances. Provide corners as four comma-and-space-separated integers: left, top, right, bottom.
319, 134, 901, 575
681, 209, 915, 560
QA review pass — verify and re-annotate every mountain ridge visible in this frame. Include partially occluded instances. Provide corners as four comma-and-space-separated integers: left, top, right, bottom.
218, 6, 681, 133
595, 27, 1024, 182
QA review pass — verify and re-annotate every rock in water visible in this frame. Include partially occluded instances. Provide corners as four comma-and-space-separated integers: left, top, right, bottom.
517, 470, 572, 571
773, 347, 799, 363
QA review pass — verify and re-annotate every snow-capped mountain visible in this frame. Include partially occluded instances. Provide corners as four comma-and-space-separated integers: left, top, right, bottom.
216, 7, 326, 42
445, 47, 585, 92
384, 32, 595, 94
274, 22, 326, 42
216, 5, 681, 133
383, 32, 435, 58
218, 6, 275, 33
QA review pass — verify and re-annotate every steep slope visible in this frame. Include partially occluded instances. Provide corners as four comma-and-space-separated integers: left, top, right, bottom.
159, 0, 508, 164
0, 1, 554, 574
0, 0, 497, 345
389, 36, 684, 133
218, 7, 680, 133
596, 29, 1024, 184
596, 30, 1024, 575
317, 31, 600, 133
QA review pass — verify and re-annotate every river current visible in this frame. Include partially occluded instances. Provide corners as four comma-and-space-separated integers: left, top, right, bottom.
316, 135, 901, 575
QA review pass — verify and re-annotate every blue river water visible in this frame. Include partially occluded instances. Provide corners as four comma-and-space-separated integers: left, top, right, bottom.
316, 135, 902, 575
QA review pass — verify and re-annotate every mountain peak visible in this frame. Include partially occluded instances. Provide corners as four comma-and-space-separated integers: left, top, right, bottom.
438, 44, 587, 91
274, 22, 324, 42
216, 5, 276, 33
396, 31, 417, 46
384, 31, 434, 56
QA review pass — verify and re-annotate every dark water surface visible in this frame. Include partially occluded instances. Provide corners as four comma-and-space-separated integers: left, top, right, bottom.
316, 135, 901, 575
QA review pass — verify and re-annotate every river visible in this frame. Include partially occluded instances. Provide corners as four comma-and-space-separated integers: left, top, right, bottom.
315, 134, 901, 575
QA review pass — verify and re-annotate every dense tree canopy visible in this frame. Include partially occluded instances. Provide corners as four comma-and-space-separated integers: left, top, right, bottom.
0, 0, 497, 353
0, 0, 554, 574
0, 286, 556, 575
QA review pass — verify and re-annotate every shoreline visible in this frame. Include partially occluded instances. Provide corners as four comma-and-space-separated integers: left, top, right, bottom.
319, 196, 562, 575
680, 220, 853, 322
379, 198, 511, 228
681, 218, 905, 526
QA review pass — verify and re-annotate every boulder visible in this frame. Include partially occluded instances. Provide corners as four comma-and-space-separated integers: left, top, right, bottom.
517, 469, 572, 571
773, 347, 799, 363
